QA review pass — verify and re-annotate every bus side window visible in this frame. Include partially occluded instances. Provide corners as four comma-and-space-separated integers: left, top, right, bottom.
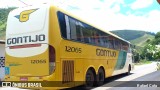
80, 23, 91, 43
122, 42, 129, 52
96, 31, 102, 46
108, 36, 114, 49
91, 30, 97, 45
122, 42, 125, 51
76, 22, 84, 42
126, 43, 129, 52
57, 12, 67, 39
114, 40, 118, 50
90, 30, 96, 44
128, 47, 132, 53
94, 31, 100, 45
99, 31, 104, 47
68, 17, 77, 40
58, 11, 130, 51
104, 34, 109, 48
115, 40, 121, 50
119, 41, 122, 50
80, 23, 100, 44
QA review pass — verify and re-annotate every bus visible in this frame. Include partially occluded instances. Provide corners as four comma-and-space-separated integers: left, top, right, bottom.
5, 3, 134, 89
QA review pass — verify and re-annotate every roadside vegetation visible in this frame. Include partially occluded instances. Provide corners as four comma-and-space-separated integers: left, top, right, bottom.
0, 7, 16, 40
135, 59, 152, 65
132, 32, 160, 67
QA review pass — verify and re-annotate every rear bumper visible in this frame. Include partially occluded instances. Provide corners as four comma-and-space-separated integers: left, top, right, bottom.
5, 73, 55, 81
4, 76, 74, 89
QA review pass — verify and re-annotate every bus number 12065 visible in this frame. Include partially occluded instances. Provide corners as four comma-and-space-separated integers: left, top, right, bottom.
65, 46, 82, 53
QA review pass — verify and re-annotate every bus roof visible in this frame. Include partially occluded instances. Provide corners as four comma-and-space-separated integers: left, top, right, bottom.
53, 5, 130, 44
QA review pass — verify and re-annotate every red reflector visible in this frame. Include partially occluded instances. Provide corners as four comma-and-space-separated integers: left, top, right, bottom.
20, 77, 28, 81
9, 44, 41, 49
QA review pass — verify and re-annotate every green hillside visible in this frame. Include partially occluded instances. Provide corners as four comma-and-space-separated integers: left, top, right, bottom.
130, 34, 154, 47
111, 30, 155, 41
111, 30, 155, 46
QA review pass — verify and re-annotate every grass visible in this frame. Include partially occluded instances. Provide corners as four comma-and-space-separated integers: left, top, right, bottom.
135, 60, 152, 65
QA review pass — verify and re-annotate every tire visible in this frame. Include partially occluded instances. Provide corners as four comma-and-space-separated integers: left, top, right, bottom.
85, 69, 96, 88
96, 68, 105, 86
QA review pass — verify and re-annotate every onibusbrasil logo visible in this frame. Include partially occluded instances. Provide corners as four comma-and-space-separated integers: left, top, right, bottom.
14, 9, 38, 22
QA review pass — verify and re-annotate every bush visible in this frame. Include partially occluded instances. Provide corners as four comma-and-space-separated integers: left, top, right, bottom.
135, 59, 151, 65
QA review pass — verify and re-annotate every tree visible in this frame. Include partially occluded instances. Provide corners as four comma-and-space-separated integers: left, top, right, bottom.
0, 7, 17, 40
132, 48, 141, 63
146, 39, 151, 43
142, 44, 160, 60
153, 45, 160, 60
154, 32, 160, 45
155, 32, 160, 39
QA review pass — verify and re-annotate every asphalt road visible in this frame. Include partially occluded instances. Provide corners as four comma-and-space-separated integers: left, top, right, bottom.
92, 62, 160, 90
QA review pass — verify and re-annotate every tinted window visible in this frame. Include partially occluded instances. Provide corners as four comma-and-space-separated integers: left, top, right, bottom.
58, 11, 129, 51
58, 12, 67, 38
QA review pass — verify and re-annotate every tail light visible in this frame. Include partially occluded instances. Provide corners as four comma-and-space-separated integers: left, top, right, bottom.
49, 45, 55, 74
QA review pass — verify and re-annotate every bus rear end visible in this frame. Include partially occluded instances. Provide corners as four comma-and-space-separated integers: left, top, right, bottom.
5, 4, 55, 81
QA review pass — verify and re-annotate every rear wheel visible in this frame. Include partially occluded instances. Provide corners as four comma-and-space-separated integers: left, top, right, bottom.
85, 69, 96, 88
96, 68, 105, 86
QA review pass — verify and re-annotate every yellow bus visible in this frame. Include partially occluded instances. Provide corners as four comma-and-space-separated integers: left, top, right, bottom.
5, 3, 134, 89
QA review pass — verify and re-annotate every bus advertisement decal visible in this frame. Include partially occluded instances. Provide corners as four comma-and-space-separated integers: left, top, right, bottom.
96, 48, 117, 57
7, 34, 45, 46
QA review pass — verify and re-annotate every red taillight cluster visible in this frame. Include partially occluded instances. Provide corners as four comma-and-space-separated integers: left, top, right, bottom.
49, 45, 55, 74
